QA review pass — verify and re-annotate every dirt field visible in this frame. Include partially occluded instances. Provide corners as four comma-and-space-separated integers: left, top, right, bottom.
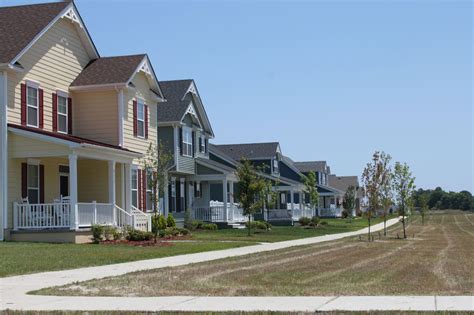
40, 211, 474, 297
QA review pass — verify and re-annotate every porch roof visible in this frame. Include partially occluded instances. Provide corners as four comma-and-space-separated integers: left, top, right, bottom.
8, 124, 142, 158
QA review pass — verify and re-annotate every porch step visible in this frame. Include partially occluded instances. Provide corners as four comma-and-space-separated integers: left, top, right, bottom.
228, 222, 246, 229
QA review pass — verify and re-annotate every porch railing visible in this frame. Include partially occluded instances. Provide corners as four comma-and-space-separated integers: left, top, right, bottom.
291, 207, 315, 221
192, 203, 245, 223
131, 206, 152, 232
319, 207, 343, 217
77, 202, 115, 227
13, 202, 71, 229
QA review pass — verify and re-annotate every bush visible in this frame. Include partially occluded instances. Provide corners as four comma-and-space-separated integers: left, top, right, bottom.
341, 209, 350, 219
298, 216, 311, 226
112, 228, 123, 241
202, 223, 218, 230
166, 214, 176, 228
245, 221, 271, 231
125, 228, 153, 241
320, 220, 328, 226
184, 208, 192, 228
102, 226, 116, 241
178, 227, 191, 236
91, 224, 104, 244
164, 227, 180, 237
189, 220, 204, 231
308, 216, 320, 228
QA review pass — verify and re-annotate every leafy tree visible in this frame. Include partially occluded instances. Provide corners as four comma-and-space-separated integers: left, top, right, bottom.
379, 152, 393, 236
342, 185, 356, 223
302, 171, 319, 216
141, 141, 173, 242
236, 158, 267, 236
392, 162, 416, 239
361, 151, 384, 241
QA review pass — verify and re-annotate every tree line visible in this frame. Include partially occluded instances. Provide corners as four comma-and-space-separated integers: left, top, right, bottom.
413, 187, 473, 211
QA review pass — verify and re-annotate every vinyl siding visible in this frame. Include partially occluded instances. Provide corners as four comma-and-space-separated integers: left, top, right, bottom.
122, 72, 158, 158
279, 162, 302, 182
7, 18, 91, 129
77, 159, 108, 203
157, 126, 175, 162
73, 91, 118, 145
176, 115, 195, 174
8, 133, 70, 158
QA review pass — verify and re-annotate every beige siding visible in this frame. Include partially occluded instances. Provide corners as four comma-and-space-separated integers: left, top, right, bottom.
8, 133, 70, 158
123, 72, 158, 159
73, 91, 118, 145
77, 159, 108, 203
7, 18, 91, 130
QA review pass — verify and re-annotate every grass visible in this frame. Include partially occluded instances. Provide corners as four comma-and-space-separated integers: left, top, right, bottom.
0, 240, 253, 278
191, 215, 395, 243
2, 312, 472, 315
42, 211, 474, 297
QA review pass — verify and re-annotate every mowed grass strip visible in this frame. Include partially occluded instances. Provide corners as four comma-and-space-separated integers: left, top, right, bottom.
41, 211, 474, 297
3, 311, 473, 315
191, 216, 394, 243
0, 241, 254, 278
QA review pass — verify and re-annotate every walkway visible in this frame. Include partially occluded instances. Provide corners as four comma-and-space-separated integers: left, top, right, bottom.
1, 218, 472, 312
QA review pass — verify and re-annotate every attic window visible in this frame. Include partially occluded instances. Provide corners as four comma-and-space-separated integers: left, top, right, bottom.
273, 159, 279, 174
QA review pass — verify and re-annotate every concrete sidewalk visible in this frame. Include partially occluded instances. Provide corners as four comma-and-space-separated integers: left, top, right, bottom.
1, 218, 472, 312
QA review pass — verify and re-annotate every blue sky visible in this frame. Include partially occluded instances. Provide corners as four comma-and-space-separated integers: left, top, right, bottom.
2, 0, 473, 192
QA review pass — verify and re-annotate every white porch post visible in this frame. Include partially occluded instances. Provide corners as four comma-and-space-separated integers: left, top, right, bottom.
108, 161, 116, 204
0, 71, 8, 240
229, 180, 234, 221
290, 189, 294, 211
124, 163, 132, 211
222, 178, 228, 222
69, 153, 78, 230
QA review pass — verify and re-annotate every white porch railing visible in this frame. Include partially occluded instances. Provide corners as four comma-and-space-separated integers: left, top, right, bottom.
291, 207, 315, 221
319, 207, 343, 217
192, 202, 245, 223
131, 206, 152, 232
13, 202, 71, 229
77, 202, 115, 227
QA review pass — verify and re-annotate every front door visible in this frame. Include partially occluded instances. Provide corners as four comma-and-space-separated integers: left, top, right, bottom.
59, 173, 69, 197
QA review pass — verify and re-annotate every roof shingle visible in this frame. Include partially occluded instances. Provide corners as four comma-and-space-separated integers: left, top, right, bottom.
213, 142, 280, 161
328, 175, 360, 193
157, 80, 193, 123
294, 161, 328, 173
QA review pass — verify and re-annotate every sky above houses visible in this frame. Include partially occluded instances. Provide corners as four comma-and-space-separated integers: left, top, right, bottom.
3, 0, 473, 193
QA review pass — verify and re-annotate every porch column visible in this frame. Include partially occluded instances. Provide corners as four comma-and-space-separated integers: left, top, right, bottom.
290, 189, 294, 211
222, 178, 228, 222
229, 181, 234, 205
108, 160, 116, 205
69, 153, 78, 230
124, 163, 132, 211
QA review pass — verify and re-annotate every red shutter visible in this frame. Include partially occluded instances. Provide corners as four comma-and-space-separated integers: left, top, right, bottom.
52, 93, 58, 132
38, 88, 44, 129
132, 100, 137, 137
67, 97, 72, 134
21, 84, 27, 126
144, 105, 148, 139
39, 165, 45, 203
137, 169, 142, 209
142, 170, 147, 211
21, 163, 27, 198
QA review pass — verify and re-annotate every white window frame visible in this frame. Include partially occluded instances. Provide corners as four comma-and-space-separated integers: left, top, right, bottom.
26, 81, 39, 128
131, 167, 139, 208
56, 91, 68, 134
195, 181, 202, 198
200, 135, 206, 153
27, 163, 40, 204
182, 126, 193, 157
136, 98, 145, 138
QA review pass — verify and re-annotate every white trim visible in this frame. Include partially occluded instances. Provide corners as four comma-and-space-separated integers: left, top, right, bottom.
136, 98, 145, 139
26, 158, 41, 166
70, 83, 127, 91
0, 71, 8, 236
11, 3, 98, 65
117, 89, 124, 147
127, 55, 165, 102
131, 166, 139, 208
26, 83, 39, 128
25, 80, 40, 89
181, 126, 193, 157
26, 163, 40, 204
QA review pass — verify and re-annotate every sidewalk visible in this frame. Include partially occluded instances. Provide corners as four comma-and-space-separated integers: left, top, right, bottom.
2, 218, 472, 312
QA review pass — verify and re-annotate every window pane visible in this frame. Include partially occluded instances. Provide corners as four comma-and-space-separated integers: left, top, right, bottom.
137, 121, 144, 137
28, 189, 39, 204
131, 169, 138, 189
146, 192, 153, 211
137, 103, 144, 120
27, 107, 37, 126
58, 96, 67, 114
132, 193, 137, 208
27, 87, 37, 106
28, 165, 39, 188
58, 115, 67, 133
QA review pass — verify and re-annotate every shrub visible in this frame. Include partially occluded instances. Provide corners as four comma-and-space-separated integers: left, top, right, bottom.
91, 224, 104, 244
320, 220, 328, 226
166, 214, 176, 228
298, 216, 311, 226
202, 223, 218, 230
184, 208, 192, 228
341, 209, 350, 219
112, 228, 123, 241
189, 220, 204, 231
126, 228, 153, 241
178, 227, 191, 236
102, 226, 116, 241
158, 214, 167, 230
164, 227, 180, 236
245, 221, 270, 231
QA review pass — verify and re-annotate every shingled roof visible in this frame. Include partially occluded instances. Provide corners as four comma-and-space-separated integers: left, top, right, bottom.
0, 1, 70, 63
294, 161, 329, 173
157, 80, 193, 123
70, 54, 146, 87
328, 175, 360, 193
213, 142, 280, 161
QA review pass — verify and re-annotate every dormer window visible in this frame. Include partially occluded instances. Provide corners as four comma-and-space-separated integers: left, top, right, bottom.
27, 84, 39, 127
199, 135, 206, 153
182, 126, 193, 157
273, 159, 279, 174
57, 93, 68, 134
137, 99, 145, 138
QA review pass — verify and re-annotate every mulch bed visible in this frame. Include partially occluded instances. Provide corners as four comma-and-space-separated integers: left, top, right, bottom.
99, 235, 192, 247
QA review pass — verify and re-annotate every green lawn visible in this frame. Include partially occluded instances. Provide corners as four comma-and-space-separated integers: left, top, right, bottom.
192, 216, 395, 243
0, 241, 253, 278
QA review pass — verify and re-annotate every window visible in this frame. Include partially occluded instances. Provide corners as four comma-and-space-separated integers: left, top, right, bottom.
137, 99, 145, 138
273, 159, 279, 174
171, 177, 176, 198
182, 127, 193, 157
27, 164, 39, 204
27, 85, 39, 127
200, 135, 206, 153
146, 169, 154, 212
57, 94, 68, 133
180, 178, 185, 212
131, 168, 138, 208
280, 193, 286, 205
195, 181, 202, 198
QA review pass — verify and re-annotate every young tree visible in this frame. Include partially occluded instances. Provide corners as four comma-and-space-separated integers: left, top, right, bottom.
302, 171, 319, 216
361, 151, 384, 241
236, 158, 266, 236
392, 162, 416, 239
141, 141, 173, 242
379, 152, 393, 236
342, 185, 356, 223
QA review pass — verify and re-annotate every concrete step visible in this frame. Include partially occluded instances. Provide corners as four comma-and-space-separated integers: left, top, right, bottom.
228, 223, 246, 229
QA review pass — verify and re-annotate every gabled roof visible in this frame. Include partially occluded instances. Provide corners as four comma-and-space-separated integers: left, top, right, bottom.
328, 175, 360, 192
213, 142, 280, 161
158, 79, 214, 136
294, 161, 329, 173
0, 1, 98, 65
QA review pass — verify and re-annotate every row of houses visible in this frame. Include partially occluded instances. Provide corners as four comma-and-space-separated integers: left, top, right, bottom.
0, 1, 360, 243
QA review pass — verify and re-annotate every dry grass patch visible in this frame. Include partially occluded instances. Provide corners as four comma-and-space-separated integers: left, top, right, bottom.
37, 211, 474, 297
